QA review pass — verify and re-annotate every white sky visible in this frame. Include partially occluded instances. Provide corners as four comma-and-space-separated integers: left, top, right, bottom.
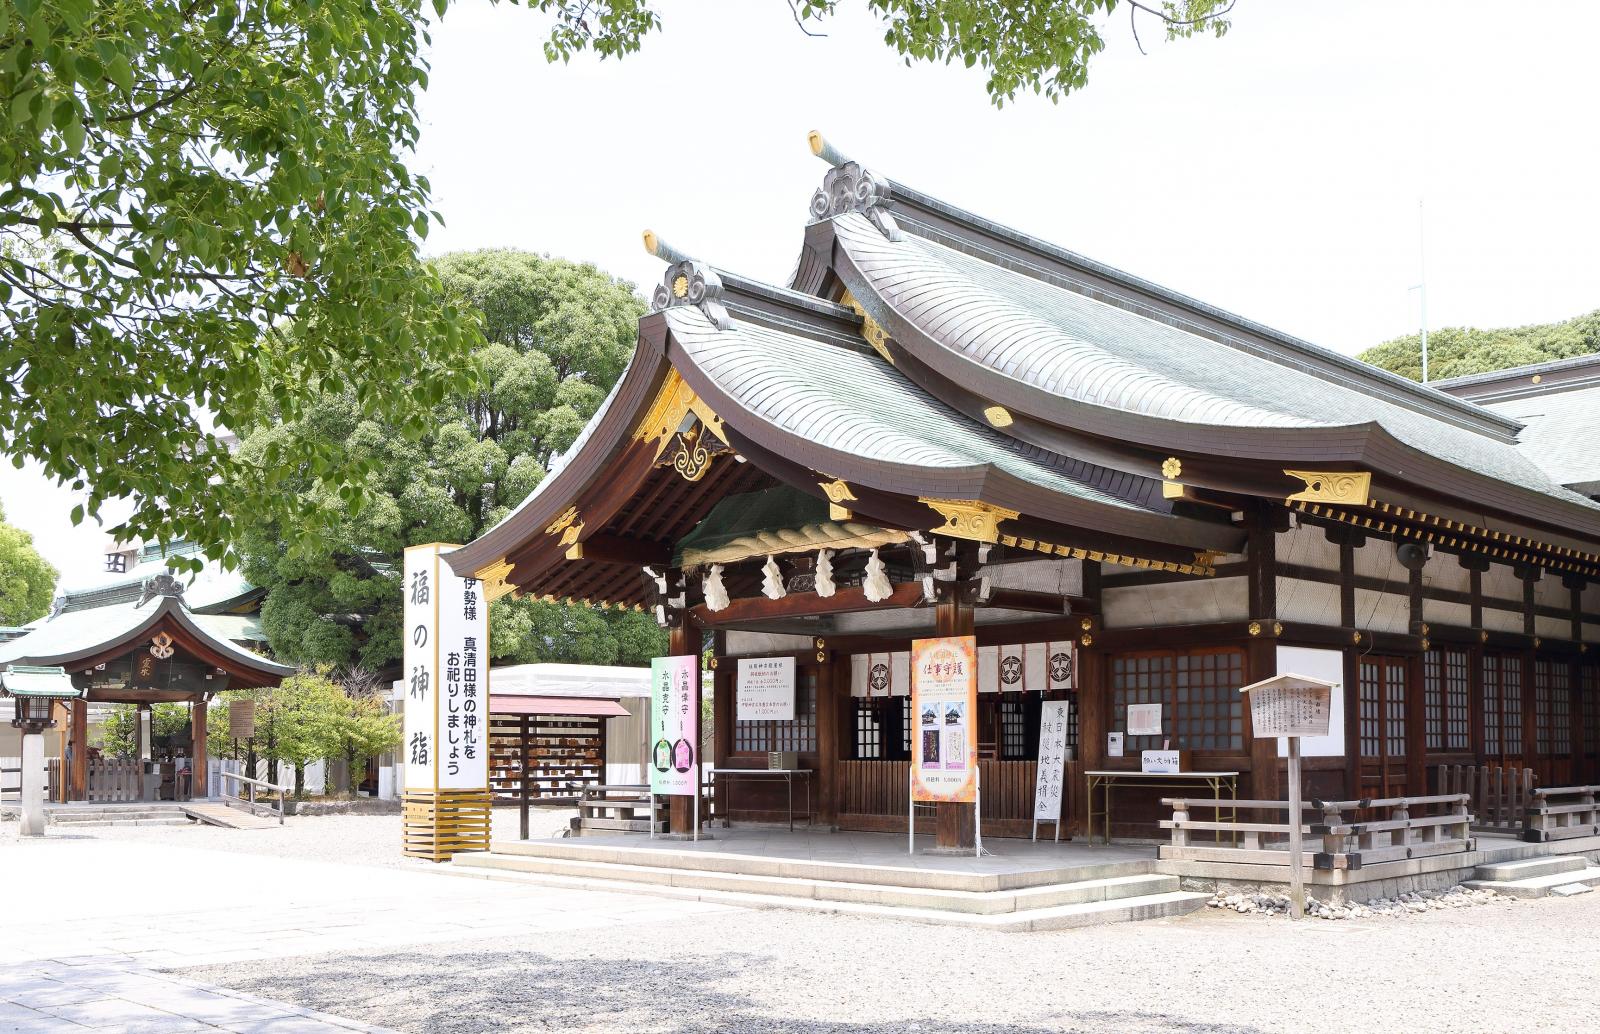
5, 0, 1600, 592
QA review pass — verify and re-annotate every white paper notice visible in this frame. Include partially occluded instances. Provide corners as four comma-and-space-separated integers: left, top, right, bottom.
736, 656, 795, 721
1127, 703, 1163, 737
1107, 732, 1124, 758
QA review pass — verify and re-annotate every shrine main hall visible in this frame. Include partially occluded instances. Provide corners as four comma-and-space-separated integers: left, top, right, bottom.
444, 134, 1600, 847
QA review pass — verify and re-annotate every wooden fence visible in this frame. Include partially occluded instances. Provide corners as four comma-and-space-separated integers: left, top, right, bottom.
85, 759, 142, 802
1161, 793, 1473, 870
1437, 764, 1535, 833
1522, 785, 1600, 843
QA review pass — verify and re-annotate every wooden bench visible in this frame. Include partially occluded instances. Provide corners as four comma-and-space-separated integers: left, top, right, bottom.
1522, 786, 1600, 843
576, 784, 666, 833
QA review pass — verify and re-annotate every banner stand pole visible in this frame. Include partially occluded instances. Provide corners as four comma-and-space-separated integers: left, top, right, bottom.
907, 764, 914, 856
649, 792, 656, 841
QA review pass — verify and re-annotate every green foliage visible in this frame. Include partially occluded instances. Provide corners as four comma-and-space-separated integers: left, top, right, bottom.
0, 0, 479, 568
97, 702, 190, 758
0, 502, 55, 625
237, 249, 665, 671
538, 0, 1232, 105
1360, 311, 1600, 382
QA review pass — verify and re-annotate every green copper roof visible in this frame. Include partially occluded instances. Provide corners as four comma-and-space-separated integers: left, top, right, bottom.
0, 665, 81, 698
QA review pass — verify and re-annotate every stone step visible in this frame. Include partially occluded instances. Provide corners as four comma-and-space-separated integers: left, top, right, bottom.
52, 817, 193, 827
442, 861, 1209, 931
1472, 855, 1588, 883
1463, 866, 1600, 899
486, 838, 1153, 893
49, 810, 186, 824
450, 851, 1180, 915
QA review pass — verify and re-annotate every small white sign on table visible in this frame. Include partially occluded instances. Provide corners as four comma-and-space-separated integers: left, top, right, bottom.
736, 656, 796, 721
1141, 750, 1181, 774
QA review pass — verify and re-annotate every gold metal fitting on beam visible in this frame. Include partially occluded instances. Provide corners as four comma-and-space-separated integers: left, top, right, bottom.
983, 405, 1013, 428
918, 497, 1020, 543
475, 558, 517, 604
1283, 470, 1372, 506
818, 478, 858, 521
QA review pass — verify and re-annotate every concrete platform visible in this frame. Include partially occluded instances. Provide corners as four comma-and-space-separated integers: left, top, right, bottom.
448, 829, 1207, 931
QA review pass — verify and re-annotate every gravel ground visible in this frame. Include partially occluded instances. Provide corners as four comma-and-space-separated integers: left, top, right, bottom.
178, 881, 1600, 1034
0, 806, 575, 868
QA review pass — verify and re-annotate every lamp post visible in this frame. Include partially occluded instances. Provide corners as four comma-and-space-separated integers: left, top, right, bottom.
3, 665, 83, 837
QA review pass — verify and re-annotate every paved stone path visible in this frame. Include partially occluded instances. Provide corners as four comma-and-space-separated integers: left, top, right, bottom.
0, 830, 740, 1032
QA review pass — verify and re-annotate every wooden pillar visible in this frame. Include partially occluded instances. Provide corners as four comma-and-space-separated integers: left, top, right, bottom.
711, 631, 731, 769
1405, 565, 1428, 796
191, 698, 208, 800
1339, 537, 1361, 798
1568, 577, 1586, 783
934, 588, 975, 850
68, 698, 88, 802
816, 649, 842, 827
668, 612, 700, 836
1247, 508, 1281, 802
1520, 567, 1540, 772
1468, 564, 1486, 766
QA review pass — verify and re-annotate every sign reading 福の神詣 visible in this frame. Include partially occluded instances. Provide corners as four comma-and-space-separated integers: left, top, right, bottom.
400, 543, 491, 861
1032, 700, 1071, 835
911, 636, 977, 803
649, 655, 698, 796
736, 656, 795, 721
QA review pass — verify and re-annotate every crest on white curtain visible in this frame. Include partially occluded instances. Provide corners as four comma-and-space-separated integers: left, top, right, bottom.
862, 548, 892, 602
761, 556, 786, 600
703, 564, 729, 612
814, 549, 836, 597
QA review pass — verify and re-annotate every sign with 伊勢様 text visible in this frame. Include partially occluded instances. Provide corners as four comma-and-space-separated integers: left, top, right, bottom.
402, 544, 489, 793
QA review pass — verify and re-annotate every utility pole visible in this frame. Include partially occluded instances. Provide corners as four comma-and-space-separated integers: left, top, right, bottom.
1409, 199, 1429, 383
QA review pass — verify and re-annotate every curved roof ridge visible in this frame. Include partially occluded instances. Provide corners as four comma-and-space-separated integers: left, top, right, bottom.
833, 214, 1319, 430
835, 165, 1523, 440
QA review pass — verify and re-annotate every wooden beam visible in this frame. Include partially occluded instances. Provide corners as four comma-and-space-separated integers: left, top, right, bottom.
692, 582, 924, 627
570, 533, 672, 567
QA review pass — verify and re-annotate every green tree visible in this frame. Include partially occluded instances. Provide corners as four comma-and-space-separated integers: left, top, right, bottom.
0, 503, 55, 625
1360, 311, 1600, 382
539, 0, 1233, 105
97, 702, 191, 758
2, 1, 481, 569
237, 249, 664, 671
332, 685, 402, 796
6, 1, 1232, 566
260, 668, 350, 797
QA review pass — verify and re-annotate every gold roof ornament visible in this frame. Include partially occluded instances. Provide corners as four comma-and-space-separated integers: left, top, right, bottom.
838, 291, 895, 365
818, 477, 859, 521
634, 369, 726, 459
983, 405, 1013, 428
920, 498, 1019, 543
475, 558, 517, 604
1284, 470, 1372, 506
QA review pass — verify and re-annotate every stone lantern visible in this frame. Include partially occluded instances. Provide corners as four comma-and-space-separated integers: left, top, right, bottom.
2, 665, 82, 836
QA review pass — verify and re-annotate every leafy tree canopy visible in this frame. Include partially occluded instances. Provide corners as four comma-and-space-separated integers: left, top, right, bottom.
1359, 310, 1600, 383
0, 502, 55, 625
534, 0, 1233, 105
6, 0, 1232, 568
238, 249, 664, 671
2, 0, 480, 570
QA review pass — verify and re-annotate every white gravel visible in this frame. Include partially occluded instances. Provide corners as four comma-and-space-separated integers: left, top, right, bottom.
1209, 884, 1516, 919
15, 813, 1596, 1032
0, 805, 575, 869
161, 816, 1598, 1034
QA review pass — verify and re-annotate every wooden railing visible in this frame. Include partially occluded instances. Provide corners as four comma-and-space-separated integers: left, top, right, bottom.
1162, 793, 1473, 870
220, 770, 285, 824
1522, 786, 1600, 843
87, 759, 141, 802
1437, 764, 1535, 833
839, 759, 1045, 820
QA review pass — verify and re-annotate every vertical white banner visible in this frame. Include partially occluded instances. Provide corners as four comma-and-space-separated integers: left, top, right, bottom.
402, 543, 489, 794
1033, 700, 1071, 824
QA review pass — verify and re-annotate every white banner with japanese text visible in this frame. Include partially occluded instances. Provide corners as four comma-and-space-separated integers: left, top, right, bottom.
650, 654, 698, 795
402, 543, 489, 793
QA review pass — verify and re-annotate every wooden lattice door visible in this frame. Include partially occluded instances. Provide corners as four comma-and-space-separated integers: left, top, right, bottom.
1358, 656, 1408, 798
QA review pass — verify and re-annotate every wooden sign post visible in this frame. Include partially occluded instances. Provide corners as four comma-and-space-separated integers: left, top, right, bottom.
1239, 673, 1337, 919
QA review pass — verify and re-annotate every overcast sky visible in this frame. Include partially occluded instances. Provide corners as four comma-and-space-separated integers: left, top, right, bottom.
7, 0, 1600, 592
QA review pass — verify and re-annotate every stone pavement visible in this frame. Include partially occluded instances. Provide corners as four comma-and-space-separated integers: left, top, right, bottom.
0, 831, 742, 1032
